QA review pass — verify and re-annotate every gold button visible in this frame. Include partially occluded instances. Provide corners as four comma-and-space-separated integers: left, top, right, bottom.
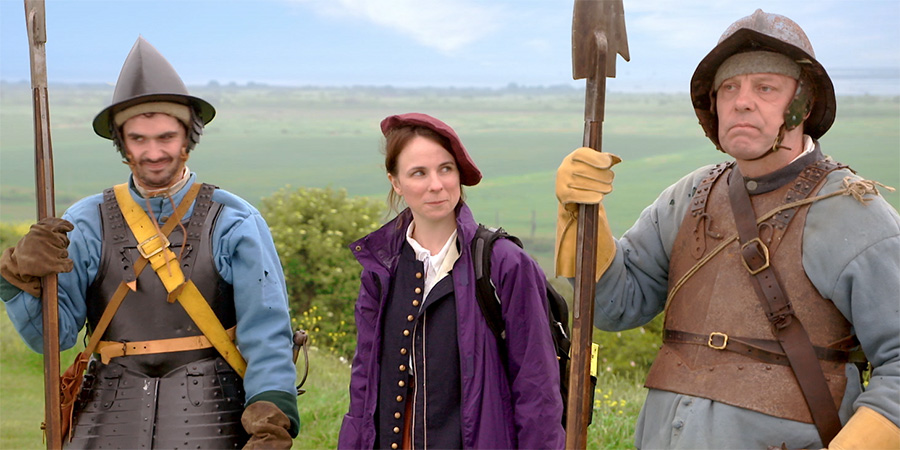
394, 412, 401, 419
392, 444, 399, 449
412, 300, 420, 307
400, 348, 407, 355
416, 272, 423, 279
398, 380, 405, 387
403, 329, 410, 336
396, 395, 403, 402
399, 365, 407, 372
393, 427, 400, 433
415, 287, 422, 294
407, 315, 414, 322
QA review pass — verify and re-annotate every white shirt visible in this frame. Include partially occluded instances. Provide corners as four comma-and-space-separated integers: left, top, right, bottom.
405, 222, 459, 301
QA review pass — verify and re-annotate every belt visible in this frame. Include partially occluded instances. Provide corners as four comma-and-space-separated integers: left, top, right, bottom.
97, 326, 237, 364
663, 329, 866, 366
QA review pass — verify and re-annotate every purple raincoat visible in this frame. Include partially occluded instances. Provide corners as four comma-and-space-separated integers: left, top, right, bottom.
338, 204, 564, 449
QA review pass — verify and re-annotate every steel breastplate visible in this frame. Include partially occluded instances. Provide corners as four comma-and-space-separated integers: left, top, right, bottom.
645, 161, 853, 423
85, 184, 236, 377
66, 356, 247, 449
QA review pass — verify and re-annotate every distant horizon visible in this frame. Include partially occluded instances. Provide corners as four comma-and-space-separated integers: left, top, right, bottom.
2, 77, 897, 96
2, 1, 898, 96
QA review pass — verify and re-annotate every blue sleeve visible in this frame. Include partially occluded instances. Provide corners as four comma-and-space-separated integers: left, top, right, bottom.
2, 195, 103, 352
212, 190, 298, 402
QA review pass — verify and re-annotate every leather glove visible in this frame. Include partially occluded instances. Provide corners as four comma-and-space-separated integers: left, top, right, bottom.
554, 148, 621, 281
828, 406, 900, 449
242, 400, 293, 449
556, 147, 621, 208
0, 217, 74, 297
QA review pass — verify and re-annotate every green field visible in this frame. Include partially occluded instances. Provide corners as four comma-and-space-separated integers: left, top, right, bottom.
0, 303, 646, 449
0, 84, 897, 448
3, 82, 897, 253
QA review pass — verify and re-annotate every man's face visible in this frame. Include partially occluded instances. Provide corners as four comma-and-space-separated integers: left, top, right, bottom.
716, 72, 798, 169
121, 113, 188, 190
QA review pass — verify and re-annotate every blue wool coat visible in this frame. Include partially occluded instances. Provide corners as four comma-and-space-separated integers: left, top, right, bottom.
338, 203, 565, 449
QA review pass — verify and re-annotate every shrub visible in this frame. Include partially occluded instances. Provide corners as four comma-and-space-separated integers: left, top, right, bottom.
260, 186, 383, 358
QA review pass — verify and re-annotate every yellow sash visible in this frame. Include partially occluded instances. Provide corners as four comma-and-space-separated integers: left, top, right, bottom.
113, 183, 247, 377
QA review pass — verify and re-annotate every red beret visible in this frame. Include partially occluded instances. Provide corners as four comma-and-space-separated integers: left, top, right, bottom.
380, 113, 482, 186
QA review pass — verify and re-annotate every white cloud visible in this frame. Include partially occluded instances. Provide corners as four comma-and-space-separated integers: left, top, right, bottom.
291, 0, 503, 53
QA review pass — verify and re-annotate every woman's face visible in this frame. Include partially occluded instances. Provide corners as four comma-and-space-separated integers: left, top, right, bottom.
388, 135, 461, 228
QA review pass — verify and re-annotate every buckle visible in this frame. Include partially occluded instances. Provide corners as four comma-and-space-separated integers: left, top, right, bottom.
707, 332, 728, 350
137, 234, 170, 259
740, 238, 770, 275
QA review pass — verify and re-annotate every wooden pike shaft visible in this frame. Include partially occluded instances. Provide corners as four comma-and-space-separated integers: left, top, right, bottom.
24, 0, 62, 447
565, 32, 608, 449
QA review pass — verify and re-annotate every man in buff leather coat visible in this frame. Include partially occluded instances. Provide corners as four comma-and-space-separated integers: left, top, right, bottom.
554, 9, 900, 450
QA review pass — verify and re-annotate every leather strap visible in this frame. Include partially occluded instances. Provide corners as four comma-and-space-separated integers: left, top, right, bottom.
81, 183, 204, 358
113, 183, 247, 377
97, 326, 237, 364
663, 329, 866, 366
728, 167, 841, 445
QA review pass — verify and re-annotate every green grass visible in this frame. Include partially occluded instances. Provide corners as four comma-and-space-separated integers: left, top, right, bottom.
0, 303, 646, 449
0, 85, 895, 448
3, 84, 896, 249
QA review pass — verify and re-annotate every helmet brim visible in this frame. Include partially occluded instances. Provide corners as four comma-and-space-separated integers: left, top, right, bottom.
691, 28, 836, 141
92, 93, 215, 139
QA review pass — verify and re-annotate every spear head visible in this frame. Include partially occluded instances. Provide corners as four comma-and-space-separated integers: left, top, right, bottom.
572, 0, 630, 80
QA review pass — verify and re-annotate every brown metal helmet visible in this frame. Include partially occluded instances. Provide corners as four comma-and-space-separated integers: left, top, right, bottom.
93, 37, 215, 156
690, 9, 836, 151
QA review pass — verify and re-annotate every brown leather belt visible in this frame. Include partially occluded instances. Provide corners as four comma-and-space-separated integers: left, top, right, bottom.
97, 326, 237, 364
663, 329, 866, 366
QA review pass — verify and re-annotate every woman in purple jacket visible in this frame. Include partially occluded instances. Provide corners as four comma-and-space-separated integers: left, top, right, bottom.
338, 113, 565, 449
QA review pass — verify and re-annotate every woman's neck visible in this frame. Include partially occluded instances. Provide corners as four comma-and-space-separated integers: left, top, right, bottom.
410, 215, 457, 254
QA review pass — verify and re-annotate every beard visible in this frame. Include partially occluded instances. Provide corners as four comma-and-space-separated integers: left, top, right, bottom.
128, 150, 189, 190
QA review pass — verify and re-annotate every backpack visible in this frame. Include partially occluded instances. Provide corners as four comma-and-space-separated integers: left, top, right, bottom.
471, 224, 583, 427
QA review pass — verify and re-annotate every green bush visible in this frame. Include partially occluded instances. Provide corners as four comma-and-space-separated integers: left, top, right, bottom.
0, 222, 30, 251
260, 186, 384, 358
547, 276, 663, 376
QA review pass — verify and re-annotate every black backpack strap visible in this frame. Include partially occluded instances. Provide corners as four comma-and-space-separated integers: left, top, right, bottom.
472, 224, 523, 346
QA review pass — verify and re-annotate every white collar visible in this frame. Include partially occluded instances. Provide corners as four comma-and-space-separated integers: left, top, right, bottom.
405, 222, 458, 271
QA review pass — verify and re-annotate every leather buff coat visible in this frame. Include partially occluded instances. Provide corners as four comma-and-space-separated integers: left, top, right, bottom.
338, 204, 565, 449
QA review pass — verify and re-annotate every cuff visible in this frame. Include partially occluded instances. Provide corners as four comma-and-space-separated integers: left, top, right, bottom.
0, 276, 23, 301
246, 390, 300, 438
829, 406, 900, 449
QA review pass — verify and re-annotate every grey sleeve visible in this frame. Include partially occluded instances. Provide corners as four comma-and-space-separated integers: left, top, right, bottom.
803, 171, 900, 426
593, 166, 712, 331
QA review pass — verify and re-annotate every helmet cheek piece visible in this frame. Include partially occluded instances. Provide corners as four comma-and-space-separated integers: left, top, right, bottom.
109, 106, 205, 159
784, 76, 812, 131
186, 106, 204, 153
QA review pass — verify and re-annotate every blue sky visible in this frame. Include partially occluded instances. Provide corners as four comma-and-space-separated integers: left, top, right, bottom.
1, 0, 898, 94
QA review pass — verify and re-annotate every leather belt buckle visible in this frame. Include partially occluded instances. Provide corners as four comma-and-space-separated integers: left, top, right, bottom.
740, 237, 770, 275
708, 332, 728, 350
138, 233, 170, 259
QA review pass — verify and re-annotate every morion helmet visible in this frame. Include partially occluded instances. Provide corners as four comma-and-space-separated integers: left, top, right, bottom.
92, 37, 215, 156
690, 9, 836, 151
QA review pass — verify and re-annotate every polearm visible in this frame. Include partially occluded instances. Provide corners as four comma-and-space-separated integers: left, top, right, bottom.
566, 0, 628, 447
23, 1, 63, 448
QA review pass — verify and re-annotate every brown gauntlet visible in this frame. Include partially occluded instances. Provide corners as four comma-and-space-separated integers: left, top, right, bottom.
0, 217, 74, 297
242, 400, 293, 449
